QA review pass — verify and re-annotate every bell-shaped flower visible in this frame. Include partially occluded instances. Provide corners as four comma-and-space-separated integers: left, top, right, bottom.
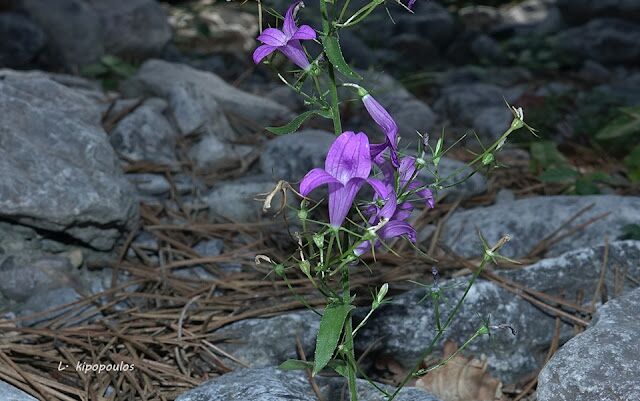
361, 93, 399, 167
300, 131, 372, 227
253, 1, 316, 70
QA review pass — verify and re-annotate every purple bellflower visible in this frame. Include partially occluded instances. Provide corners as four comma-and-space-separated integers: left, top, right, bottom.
355, 156, 434, 255
300, 131, 372, 228
408, 0, 417, 10
362, 93, 399, 168
253, 1, 316, 70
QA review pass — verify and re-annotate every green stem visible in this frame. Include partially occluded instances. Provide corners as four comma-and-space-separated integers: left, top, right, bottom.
342, 267, 358, 401
319, 0, 342, 136
387, 255, 491, 401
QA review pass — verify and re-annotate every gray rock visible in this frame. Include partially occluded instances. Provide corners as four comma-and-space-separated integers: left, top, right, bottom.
0, 12, 46, 69
193, 239, 224, 257
0, 254, 73, 302
538, 286, 640, 401
122, 59, 293, 130
498, 0, 565, 36
90, 0, 171, 60
470, 35, 506, 63
396, 2, 456, 49
0, 69, 138, 250
439, 195, 640, 259
167, 84, 236, 138
109, 98, 178, 164
217, 311, 320, 368
17, 0, 170, 69
434, 82, 523, 140
202, 175, 281, 222
358, 241, 640, 384
175, 367, 442, 401
260, 129, 335, 181
188, 135, 254, 171
557, 0, 640, 24
419, 157, 488, 200
552, 18, 640, 65
19, 0, 103, 68
0, 380, 38, 401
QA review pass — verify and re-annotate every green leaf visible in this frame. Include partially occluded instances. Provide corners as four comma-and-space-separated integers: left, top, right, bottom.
624, 144, 640, 183
322, 35, 362, 80
279, 359, 314, 371
266, 110, 331, 135
619, 224, 640, 241
538, 167, 579, 183
328, 360, 349, 378
313, 303, 354, 375
595, 107, 640, 140
80, 63, 109, 77
530, 141, 566, 170
574, 177, 600, 195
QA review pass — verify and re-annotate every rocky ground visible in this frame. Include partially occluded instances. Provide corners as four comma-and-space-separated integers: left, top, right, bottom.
0, 0, 639, 400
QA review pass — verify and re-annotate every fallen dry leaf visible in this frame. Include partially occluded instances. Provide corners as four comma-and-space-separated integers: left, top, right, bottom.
414, 341, 503, 401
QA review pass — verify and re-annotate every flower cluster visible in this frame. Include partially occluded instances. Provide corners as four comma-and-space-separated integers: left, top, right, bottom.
300, 92, 434, 255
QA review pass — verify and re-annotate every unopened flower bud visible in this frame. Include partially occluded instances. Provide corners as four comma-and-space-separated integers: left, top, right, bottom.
312, 233, 325, 249
482, 153, 495, 165
374, 283, 389, 308
298, 208, 308, 221
300, 260, 311, 276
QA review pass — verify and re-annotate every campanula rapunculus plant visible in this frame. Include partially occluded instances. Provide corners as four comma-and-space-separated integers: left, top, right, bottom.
251, 1, 534, 400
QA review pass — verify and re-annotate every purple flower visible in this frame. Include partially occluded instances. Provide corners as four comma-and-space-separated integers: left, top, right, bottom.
300, 131, 372, 227
362, 94, 399, 167
408, 0, 417, 10
253, 1, 316, 70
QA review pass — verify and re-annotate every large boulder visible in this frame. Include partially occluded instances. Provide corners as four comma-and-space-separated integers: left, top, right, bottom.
0, 70, 138, 250
122, 60, 293, 131
175, 367, 443, 401
537, 286, 640, 401
16, 0, 170, 69
438, 195, 640, 259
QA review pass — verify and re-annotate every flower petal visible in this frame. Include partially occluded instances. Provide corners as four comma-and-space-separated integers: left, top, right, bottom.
279, 40, 311, 70
398, 157, 417, 187
328, 177, 365, 227
325, 131, 372, 184
252, 44, 277, 64
257, 28, 288, 46
291, 25, 316, 40
418, 188, 435, 209
379, 220, 417, 242
299, 168, 340, 196
283, 2, 299, 38
392, 202, 414, 221
363, 94, 399, 166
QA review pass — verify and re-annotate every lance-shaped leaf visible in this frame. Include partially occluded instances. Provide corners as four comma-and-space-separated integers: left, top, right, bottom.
267, 110, 332, 135
279, 359, 314, 371
322, 35, 362, 80
313, 302, 354, 375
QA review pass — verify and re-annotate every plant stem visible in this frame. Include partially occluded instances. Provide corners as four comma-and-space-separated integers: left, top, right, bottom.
342, 267, 358, 401
319, 0, 342, 135
387, 254, 492, 401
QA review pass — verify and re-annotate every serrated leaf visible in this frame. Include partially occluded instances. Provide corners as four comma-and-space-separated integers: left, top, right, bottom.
279, 359, 314, 371
266, 110, 330, 135
538, 167, 579, 183
313, 303, 354, 375
322, 35, 361, 80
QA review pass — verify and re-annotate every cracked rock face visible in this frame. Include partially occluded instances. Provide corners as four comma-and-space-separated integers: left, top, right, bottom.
0, 70, 138, 250
537, 286, 640, 401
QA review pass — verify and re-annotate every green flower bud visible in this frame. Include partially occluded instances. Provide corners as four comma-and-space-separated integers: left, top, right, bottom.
300, 260, 311, 276
274, 264, 285, 277
482, 153, 495, 165
312, 232, 325, 250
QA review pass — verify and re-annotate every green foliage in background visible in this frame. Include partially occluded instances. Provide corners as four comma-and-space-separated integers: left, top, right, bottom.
81, 55, 137, 90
